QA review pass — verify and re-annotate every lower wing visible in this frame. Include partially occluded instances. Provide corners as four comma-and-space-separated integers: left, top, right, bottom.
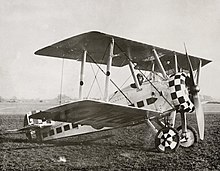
31, 99, 166, 128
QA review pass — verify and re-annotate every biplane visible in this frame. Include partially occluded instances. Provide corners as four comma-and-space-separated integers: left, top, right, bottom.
9, 31, 211, 153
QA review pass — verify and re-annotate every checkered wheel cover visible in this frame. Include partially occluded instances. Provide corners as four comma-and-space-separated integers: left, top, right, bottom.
169, 72, 194, 113
155, 127, 180, 153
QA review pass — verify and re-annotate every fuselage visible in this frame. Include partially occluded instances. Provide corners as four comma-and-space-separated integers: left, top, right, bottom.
25, 72, 194, 142
109, 74, 173, 113
26, 115, 110, 142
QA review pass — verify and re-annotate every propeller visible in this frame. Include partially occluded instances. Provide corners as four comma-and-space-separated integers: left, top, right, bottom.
184, 44, 204, 140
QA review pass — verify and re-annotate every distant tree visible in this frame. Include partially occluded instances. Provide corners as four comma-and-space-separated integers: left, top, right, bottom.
12, 96, 17, 100
57, 94, 72, 103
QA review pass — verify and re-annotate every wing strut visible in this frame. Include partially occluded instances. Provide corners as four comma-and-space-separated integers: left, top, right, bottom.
127, 49, 141, 90
149, 62, 155, 81
79, 50, 87, 99
104, 38, 114, 101
152, 48, 168, 79
128, 61, 141, 90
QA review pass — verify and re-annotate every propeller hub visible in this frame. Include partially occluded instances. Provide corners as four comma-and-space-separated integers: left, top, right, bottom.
191, 85, 200, 94
190, 86, 200, 95
194, 85, 200, 93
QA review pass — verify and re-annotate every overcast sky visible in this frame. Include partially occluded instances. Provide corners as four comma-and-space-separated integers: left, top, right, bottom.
0, 0, 220, 99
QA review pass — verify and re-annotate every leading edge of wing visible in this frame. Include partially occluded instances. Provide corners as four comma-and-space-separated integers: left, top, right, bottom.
30, 99, 162, 128
34, 31, 211, 71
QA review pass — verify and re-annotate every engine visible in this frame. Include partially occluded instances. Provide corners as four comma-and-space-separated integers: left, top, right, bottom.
169, 72, 195, 113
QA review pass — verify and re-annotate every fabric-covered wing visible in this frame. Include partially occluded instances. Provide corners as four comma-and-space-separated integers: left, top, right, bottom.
30, 99, 161, 128
35, 31, 211, 72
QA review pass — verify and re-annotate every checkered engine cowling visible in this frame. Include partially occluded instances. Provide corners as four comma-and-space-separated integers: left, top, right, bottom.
169, 72, 195, 113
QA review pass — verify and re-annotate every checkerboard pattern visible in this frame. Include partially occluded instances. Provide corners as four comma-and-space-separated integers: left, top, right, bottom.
169, 72, 195, 113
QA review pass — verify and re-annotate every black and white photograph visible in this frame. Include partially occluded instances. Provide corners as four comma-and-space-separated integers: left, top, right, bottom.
0, 0, 219, 170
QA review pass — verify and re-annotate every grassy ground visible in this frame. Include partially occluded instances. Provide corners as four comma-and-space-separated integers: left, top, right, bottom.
0, 112, 220, 171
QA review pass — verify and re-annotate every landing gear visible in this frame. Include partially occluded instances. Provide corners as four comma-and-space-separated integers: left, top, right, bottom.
177, 125, 198, 148
25, 130, 42, 142
25, 131, 32, 141
155, 127, 180, 153
150, 111, 198, 153
35, 130, 42, 142
177, 110, 198, 148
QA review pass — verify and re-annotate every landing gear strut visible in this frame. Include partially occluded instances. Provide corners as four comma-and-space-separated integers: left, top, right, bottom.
151, 110, 198, 153
178, 111, 198, 148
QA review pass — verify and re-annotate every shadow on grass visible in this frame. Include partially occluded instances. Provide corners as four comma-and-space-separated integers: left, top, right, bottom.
0, 134, 156, 153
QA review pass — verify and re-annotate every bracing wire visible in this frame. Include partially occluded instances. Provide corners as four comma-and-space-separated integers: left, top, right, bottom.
109, 75, 131, 101
87, 64, 97, 98
87, 63, 103, 98
114, 42, 174, 109
87, 42, 109, 98
120, 75, 132, 88
86, 52, 133, 105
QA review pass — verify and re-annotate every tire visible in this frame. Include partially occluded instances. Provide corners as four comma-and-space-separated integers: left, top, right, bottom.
35, 130, 42, 143
25, 131, 32, 141
177, 125, 198, 148
155, 127, 180, 153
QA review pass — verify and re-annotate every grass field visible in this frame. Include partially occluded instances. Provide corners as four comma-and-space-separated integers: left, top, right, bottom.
0, 103, 219, 170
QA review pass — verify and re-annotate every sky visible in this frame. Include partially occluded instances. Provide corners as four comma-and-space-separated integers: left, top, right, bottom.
0, 0, 220, 99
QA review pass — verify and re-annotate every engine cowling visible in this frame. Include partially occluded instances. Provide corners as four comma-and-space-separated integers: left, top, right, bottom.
169, 72, 195, 113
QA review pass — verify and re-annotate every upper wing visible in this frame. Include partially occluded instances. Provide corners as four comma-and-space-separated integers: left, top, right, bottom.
30, 99, 163, 128
35, 31, 211, 72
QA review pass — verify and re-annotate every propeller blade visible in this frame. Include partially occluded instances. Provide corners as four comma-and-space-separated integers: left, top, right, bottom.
173, 51, 178, 74
184, 43, 196, 86
193, 92, 205, 140
196, 59, 202, 85
184, 44, 204, 140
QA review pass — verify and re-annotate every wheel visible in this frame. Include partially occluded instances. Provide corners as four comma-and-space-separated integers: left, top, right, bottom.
155, 127, 180, 153
25, 131, 32, 141
35, 130, 42, 142
177, 125, 198, 148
